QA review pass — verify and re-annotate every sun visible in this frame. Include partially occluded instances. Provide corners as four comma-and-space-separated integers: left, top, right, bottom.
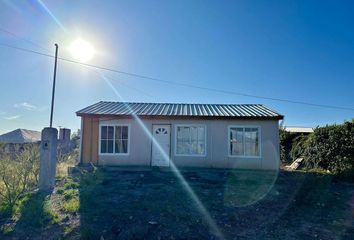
69, 39, 95, 62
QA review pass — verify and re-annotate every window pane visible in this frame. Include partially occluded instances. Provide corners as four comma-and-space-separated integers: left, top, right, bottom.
122, 140, 128, 153
101, 126, 107, 139
107, 126, 114, 139
115, 126, 122, 140
182, 127, 190, 141
107, 140, 114, 153
197, 143, 205, 155
100, 140, 107, 153
191, 141, 198, 154
122, 126, 128, 139
245, 128, 259, 156
190, 127, 198, 142
230, 128, 244, 155
198, 127, 205, 141
115, 140, 119, 153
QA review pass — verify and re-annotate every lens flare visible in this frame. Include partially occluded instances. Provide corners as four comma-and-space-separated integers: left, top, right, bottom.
99, 71, 224, 239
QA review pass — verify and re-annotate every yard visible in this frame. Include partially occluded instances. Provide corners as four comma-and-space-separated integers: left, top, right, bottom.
0, 168, 353, 239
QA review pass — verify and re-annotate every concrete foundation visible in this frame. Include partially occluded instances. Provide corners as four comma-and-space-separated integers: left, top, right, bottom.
39, 127, 58, 191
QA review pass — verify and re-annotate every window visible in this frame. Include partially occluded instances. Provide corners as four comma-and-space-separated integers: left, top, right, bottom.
229, 127, 260, 157
176, 125, 206, 155
100, 125, 129, 154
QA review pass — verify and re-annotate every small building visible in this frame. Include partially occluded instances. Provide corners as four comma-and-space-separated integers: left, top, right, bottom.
76, 101, 284, 170
0, 129, 41, 155
284, 126, 314, 134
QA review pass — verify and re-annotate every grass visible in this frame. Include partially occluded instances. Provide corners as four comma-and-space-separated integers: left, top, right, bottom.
62, 198, 80, 213
0, 168, 353, 239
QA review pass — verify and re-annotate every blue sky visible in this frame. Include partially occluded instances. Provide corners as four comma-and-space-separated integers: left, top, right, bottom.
0, 0, 353, 134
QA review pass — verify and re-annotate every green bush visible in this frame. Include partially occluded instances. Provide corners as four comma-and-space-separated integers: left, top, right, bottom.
290, 135, 309, 161
0, 145, 40, 212
303, 120, 354, 175
280, 129, 309, 163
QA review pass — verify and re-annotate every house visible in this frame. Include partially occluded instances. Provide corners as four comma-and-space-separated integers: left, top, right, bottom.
76, 101, 284, 170
0, 128, 41, 155
0, 128, 74, 155
0, 128, 41, 144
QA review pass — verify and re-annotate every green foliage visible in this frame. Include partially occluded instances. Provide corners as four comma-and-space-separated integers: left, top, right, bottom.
0, 145, 40, 211
62, 198, 80, 213
303, 120, 354, 175
279, 129, 309, 163
63, 189, 78, 200
290, 135, 309, 161
64, 179, 80, 190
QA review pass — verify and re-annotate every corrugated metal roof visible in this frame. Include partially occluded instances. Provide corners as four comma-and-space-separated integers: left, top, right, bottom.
76, 101, 283, 119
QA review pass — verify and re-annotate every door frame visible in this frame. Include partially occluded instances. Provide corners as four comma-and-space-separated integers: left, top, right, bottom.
150, 124, 172, 167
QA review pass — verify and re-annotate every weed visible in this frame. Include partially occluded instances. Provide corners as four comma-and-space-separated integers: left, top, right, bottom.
63, 189, 78, 201
63, 198, 80, 213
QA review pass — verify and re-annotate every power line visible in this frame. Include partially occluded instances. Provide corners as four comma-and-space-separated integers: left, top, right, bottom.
0, 41, 353, 111
0, 27, 50, 52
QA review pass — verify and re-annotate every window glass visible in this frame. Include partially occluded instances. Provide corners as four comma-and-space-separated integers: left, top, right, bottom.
101, 126, 107, 139
176, 126, 206, 155
229, 127, 260, 157
100, 125, 129, 154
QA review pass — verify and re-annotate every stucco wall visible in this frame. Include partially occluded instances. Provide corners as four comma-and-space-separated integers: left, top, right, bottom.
82, 117, 280, 170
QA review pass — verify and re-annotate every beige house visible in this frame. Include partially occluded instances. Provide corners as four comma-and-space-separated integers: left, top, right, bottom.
76, 101, 283, 170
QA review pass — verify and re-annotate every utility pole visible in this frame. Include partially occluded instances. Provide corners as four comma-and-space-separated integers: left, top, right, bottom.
39, 44, 59, 192
50, 43, 58, 127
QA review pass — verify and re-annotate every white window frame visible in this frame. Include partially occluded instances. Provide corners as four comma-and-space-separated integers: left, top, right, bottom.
228, 125, 261, 158
174, 124, 207, 157
99, 124, 130, 156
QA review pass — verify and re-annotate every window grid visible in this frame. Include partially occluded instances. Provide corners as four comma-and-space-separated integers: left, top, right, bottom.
176, 125, 206, 156
100, 125, 129, 155
229, 127, 260, 157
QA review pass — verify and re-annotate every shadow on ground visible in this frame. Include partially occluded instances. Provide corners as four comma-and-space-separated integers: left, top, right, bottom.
0, 191, 64, 239
0, 168, 352, 239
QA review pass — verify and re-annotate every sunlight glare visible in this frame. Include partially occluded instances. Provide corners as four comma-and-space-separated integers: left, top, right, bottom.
69, 38, 95, 62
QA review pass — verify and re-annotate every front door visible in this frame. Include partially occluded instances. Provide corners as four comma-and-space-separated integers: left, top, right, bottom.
151, 124, 171, 167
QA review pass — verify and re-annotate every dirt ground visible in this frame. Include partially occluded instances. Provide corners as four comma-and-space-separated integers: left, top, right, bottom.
1, 168, 353, 239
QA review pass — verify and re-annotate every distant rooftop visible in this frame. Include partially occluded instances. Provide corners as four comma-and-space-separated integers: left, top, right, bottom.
0, 129, 41, 144
284, 126, 314, 133
77, 101, 283, 119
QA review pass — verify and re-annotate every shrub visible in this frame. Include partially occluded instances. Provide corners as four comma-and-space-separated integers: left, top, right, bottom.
280, 129, 310, 163
0, 145, 39, 211
303, 120, 354, 175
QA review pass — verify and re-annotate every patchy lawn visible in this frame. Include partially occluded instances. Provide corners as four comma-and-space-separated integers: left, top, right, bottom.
1, 168, 353, 239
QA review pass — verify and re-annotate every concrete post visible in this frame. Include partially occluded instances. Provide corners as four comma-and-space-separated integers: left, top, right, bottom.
39, 127, 58, 192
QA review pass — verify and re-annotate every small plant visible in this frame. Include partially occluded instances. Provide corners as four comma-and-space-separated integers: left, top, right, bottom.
0, 224, 14, 235
62, 198, 80, 213
64, 179, 79, 190
63, 189, 78, 200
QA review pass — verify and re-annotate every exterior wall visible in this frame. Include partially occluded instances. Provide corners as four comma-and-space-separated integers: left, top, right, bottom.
80, 116, 280, 170
81, 116, 99, 164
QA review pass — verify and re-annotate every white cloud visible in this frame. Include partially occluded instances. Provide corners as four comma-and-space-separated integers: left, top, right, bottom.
14, 102, 37, 111
3, 115, 21, 120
